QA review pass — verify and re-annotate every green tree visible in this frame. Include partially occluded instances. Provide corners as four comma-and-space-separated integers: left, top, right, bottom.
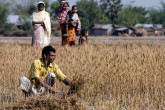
13, 2, 36, 15
149, 1, 165, 27
12, 0, 37, 31
0, 2, 9, 28
77, 0, 109, 29
100, 0, 122, 24
118, 6, 148, 26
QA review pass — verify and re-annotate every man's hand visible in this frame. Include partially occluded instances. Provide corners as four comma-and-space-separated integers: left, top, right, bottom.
67, 85, 77, 95
62, 78, 78, 95
48, 86, 55, 94
35, 77, 55, 94
62, 78, 71, 86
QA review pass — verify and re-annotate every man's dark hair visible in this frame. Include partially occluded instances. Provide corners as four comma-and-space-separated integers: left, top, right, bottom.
81, 29, 88, 36
42, 46, 56, 58
72, 5, 77, 10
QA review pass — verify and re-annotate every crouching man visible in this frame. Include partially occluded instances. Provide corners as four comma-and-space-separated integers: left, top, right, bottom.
19, 46, 72, 96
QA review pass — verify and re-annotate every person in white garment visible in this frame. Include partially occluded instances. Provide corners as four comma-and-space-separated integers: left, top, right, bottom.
32, 1, 51, 47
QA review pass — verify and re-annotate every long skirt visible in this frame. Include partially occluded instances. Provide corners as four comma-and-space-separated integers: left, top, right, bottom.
32, 26, 45, 47
60, 24, 76, 46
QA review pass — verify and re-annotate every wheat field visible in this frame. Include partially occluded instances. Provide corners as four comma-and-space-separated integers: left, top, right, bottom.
0, 43, 165, 109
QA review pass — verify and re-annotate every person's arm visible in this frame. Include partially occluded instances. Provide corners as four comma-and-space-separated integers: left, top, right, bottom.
79, 37, 85, 45
86, 37, 88, 44
71, 20, 78, 24
55, 64, 72, 86
54, 64, 77, 95
34, 77, 55, 94
79, 37, 82, 45
62, 78, 71, 86
63, 77, 77, 95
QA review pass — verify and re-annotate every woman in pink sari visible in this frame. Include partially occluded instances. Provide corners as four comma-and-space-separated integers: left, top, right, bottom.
32, 1, 51, 47
57, 1, 80, 46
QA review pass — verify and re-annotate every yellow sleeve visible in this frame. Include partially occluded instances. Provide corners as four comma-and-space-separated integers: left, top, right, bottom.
29, 60, 40, 80
54, 64, 66, 81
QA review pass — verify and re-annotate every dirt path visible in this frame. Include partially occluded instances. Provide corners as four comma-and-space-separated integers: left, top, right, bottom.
0, 36, 165, 45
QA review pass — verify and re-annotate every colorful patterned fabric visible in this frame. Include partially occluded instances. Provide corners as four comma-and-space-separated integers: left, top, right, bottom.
57, 1, 69, 25
60, 24, 76, 46
58, 1, 76, 46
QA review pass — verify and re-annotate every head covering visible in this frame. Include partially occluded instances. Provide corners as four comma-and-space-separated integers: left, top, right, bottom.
38, 1, 45, 5
38, 1, 45, 6
32, 1, 51, 47
57, 1, 69, 25
59, 1, 69, 12
37, 1, 45, 11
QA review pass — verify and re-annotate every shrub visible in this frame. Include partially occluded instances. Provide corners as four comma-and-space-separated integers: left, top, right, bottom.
52, 29, 60, 37
13, 30, 27, 36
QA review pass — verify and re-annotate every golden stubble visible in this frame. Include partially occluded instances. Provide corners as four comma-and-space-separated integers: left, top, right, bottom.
0, 43, 165, 109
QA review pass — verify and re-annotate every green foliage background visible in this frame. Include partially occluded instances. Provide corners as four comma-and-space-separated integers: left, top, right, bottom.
0, 0, 165, 36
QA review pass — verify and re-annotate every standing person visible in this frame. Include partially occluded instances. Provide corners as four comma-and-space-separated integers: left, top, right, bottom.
79, 29, 88, 45
32, 1, 51, 47
57, 1, 76, 46
19, 46, 73, 96
70, 5, 81, 32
